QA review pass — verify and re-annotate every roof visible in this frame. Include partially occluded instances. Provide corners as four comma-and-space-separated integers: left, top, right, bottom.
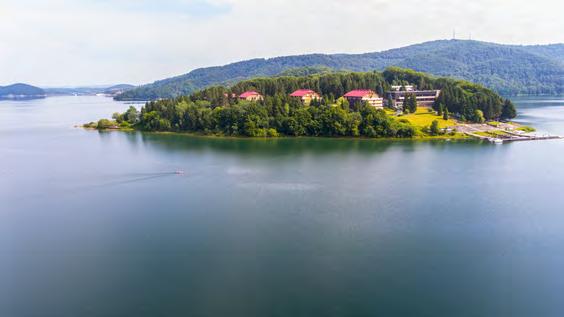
343, 90, 376, 98
239, 91, 261, 98
290, 89, 318, 97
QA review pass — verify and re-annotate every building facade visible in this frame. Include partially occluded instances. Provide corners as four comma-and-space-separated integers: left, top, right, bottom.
386, 85, 440, 108
343, 90, 384, 108
290, 89, 321, 104
239, 91, 264, 102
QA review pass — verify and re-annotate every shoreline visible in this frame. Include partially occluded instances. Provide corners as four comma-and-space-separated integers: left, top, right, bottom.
80, 126, 473, 142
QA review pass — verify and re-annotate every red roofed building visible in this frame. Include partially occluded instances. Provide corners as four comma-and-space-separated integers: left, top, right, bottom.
239, 91, 263, 102
290, 89, 321, 104
343, 90, 383, 108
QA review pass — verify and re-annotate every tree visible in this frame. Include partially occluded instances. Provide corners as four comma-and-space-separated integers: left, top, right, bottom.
474, 109, 485, 123
124, 106, 140, 124
110, 68, 512, 139
386, 96, 395, 109
97, 119, 114, 130
500, 99, 517, 120
112, 112, 123, 123
430, 120, 440, 135
408, 94, 417, 113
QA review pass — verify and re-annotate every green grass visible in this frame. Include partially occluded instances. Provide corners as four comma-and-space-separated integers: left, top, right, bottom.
517, 126, 536, 133
396, 107, 457, 129
413, 133, 470, 140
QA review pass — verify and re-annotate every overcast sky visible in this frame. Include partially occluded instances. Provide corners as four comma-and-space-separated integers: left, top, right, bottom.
1, 0, 563, 87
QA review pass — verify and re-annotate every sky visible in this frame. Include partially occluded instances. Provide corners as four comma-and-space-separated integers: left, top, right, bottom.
1, 0, 563, 87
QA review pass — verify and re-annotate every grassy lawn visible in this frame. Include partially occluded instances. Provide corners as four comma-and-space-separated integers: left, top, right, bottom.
396, 107, 457, 129
517, 126, 536, 132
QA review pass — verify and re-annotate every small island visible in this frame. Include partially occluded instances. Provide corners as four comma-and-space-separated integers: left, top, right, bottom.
86, 67, 541, 142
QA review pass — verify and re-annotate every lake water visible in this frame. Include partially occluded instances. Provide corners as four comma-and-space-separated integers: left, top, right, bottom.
2, 96, 564, 316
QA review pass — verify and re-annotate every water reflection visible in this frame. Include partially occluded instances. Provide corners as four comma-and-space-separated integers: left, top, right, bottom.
98, 130, 484, 158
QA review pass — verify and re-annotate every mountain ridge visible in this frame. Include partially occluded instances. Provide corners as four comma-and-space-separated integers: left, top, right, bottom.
0, 83, 45, 99
116, 40, 564, 101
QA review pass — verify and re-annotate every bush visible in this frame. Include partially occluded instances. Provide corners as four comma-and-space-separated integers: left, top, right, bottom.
267, 128, 279, 137
430, 120, 440, 136
83, 122, 97, 129
97, 119, 115, 130
119, 121, 132, 129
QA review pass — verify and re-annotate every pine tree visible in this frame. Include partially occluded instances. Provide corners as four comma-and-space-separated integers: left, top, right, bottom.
408, 94, 417, 113
443, 108, 449, 120
386, 96, 395, 109
500, 99, 517, 120
430, 120, 440, 136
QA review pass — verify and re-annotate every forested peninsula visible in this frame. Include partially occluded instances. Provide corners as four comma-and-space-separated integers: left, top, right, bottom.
87, 68, 518, 139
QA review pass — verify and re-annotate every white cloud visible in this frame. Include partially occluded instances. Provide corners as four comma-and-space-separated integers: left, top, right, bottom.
0, 0, 562, 86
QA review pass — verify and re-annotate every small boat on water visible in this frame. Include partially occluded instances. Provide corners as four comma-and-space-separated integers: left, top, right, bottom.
489, 138, 503, 144
175, 170, 185, 175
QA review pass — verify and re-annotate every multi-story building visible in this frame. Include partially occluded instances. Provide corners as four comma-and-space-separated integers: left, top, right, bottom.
386, 85, 440, 108
343, 90, 383, 108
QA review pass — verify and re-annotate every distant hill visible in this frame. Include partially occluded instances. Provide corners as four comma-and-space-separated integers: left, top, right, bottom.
45, 84, 135, 96
0, 83, 45, 99
116, 40, 563, 101
103, 84, 135, 96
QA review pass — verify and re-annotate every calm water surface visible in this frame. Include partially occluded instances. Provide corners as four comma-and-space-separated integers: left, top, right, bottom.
1, 96, 564, 316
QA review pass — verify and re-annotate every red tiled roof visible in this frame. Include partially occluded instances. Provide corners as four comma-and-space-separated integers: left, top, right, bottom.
239, 91, 261, 98
290, 89, 318, 97
343, 90, 376, 98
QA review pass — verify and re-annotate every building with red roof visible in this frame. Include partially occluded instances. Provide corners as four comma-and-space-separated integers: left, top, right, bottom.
239, 91, 263, 101
290, 89, 321, 104
343, 90, 383, 108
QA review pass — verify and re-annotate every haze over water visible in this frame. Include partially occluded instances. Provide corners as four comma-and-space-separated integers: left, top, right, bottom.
2, 96, 564, 316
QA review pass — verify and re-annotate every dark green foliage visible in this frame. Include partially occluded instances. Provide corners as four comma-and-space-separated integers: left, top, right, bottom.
430, 120, 440, 135
402, 95, 409, 114
407, 94, 417, 113
386, 96, 395, 109
131, 97, 415, 138
437, 103, 444, 116
277, 66, 335, 77
124, 106, 140, 124
115, 40, 564, 101
443, 108, 449, 121
500, 99, 517, 120
114, 68, 511, 137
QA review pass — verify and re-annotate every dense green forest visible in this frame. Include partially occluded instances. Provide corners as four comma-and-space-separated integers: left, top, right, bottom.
94, 68, 516, 138
116, 40, 563, 101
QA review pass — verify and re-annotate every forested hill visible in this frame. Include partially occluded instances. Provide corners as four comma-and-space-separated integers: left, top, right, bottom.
116, 40, 563, 101
98, 68, 517, 139
0, 83, 45, 98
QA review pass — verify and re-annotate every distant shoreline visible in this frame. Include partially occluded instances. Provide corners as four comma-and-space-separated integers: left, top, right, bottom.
0, 95, 46, 100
